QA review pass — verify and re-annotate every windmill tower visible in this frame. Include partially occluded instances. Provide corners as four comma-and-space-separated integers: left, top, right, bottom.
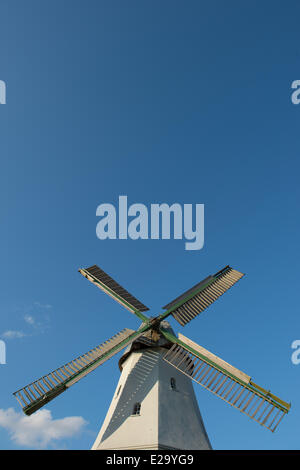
92, 321, 211, 450
13, 265, 290, 449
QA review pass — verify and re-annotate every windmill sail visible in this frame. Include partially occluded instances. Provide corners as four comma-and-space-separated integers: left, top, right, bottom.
13, 328, 147, 416
162, 266, 244, 326
161, 331, 290, 432
13, 262, 291, 441
79, 265, 149, 322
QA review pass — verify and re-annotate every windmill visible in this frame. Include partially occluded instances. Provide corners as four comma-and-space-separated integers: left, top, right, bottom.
13, 265, 290, 449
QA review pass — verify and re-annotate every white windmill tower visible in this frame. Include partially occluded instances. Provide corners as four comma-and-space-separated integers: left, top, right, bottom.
13, 265, 290, 449
91, 320, 211, 450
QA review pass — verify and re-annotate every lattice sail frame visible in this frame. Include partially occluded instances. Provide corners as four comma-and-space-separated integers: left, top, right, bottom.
162, 266, 244, 326
13, 327, 148, 416
161, 330, 290, 432
79, 265, 149, 322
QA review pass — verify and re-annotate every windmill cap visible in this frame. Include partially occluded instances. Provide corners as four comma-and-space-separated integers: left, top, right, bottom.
118, 321, 176, 371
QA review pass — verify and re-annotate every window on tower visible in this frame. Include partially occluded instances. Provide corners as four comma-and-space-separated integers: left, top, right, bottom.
170, 377, 176, 390
132, 402, 141, 415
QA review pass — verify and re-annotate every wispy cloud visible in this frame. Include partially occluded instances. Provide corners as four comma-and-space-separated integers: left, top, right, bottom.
24, 314, 35, 325
2, 302, 52, 340
33, 302, 52, 309
0, 408, 87, 449
1, 330, 26, 339
26, 302, 51, 334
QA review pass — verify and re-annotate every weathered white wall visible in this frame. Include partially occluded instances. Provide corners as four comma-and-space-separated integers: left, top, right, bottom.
157, 354, 211, 449
92, 347, 211, 450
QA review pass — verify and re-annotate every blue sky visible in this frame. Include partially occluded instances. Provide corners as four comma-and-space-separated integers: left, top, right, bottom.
0, 0, 299, 449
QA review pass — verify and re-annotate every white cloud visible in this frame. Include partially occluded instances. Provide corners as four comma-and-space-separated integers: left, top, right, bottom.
0, 408, 87, 449
28, 302, 51, 333
3, 301, 52, 340
24, 314, 35, 325
1, 330, 26, 339
34, 302, 52, 309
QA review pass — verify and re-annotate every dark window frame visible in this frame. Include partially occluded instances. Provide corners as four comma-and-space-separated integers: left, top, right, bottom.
132, 402, 141, 415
